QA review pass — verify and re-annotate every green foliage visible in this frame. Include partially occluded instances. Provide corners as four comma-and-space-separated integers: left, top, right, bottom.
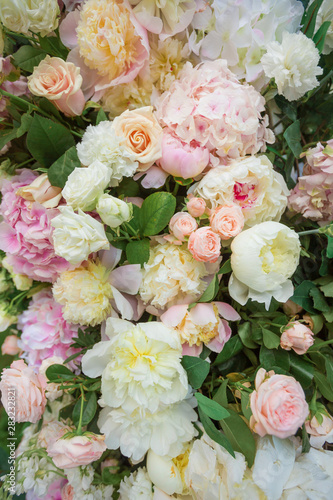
139, 192, 176, 236
12, 45, 47, 72
181, 356, 210, 389
72, 392, 97, 427
126, 238, 150, 265
220, 409, 256, 467
214, 336, 243, 366
48, 146, 80, 188
195, 393, 230, 420
283, 120, 302, 158
198, 407, 235, 458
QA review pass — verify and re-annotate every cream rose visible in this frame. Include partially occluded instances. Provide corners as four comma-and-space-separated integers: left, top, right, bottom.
96, 194, 133, 228
280, 321, 314, 355
28, 56, 85, 117
62, 161, 111, 211
209, 204, 245, 240
111, 106, 163, 171
250, 368, 309, 439
47, 431, 107, 469
0, 0, 59, 36
169, 212, 198, 242
16, 173, 62, 209
229, 221, 300, 309
188, 227, 221, 263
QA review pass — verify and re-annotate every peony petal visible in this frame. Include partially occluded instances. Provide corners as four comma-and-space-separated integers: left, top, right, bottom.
160, 304, 188, 328
190, 303, 216, 326
182, 343, 203, 357
100, 246, 122, 271
137, 166, 168, 189
109, 264, 142, 295
215, 302, 241, 321
81, 341, 113, 378
111, 286, 134, 321
59, 10, 80, 49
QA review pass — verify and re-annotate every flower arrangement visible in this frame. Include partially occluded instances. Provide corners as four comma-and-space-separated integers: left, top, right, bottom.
0, 0, 333, 499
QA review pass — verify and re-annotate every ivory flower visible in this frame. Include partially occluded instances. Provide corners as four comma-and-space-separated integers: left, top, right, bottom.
306, 411, 333, 449
96, 194, 133, 228
315, 0, 333, 55
0, 0, 59, 36
261, 31, 323, 101
82, 318, 188, 413
101, 76, 152, 118
118, 467, 153, 499
229, 222, 301, 309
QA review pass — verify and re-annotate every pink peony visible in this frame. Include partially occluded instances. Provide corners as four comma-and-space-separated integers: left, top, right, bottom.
0, 359, 46, 423
0, 170, 70, 282
188, 227, 221, 263
47, 431, 107, 469
209, 204, 245, 240
169, 212, 198, 242
155, 59, 274, 162
187, 196, 207, 218
158, 132, 210, 179
1, 335, 20, 356
250, 368, 309, 439
280, 321, 314, 355
288, 139, 333, 225
17, 290, 80, 369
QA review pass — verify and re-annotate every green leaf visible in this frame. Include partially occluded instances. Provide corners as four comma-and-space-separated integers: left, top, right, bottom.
213, 336, 243, 366
117, 177, 140, 198
45, 364, 75, 382
301, 0, 324, 38
182, 356, 210, 389
313, 21, 331, 53
174, 176, 194, 186
195, 393, 230, 420
291, 280, 317, 313
198, 407, 235, 458
37, 34, 68, 59
139, 192, 176, 236
220, 409, 256, 467
259, 346, 290, 372
309, 286, 330, 312
314, 371, 333, 401
0, 128, 19, 151
262, 328, 281, 349
241, 391, 252, 421
327, 237, 333, 258
213, 379, 228, 407
12, 45, 47, 72
27, 114, 75, 167
274, 95, 297, 121
126, 239, 150, 265
289, 352, 314, 388
96, 108, 108, 125
218, 259, 232, 275
320, 279, 333, 298
198, 274, 219, 303
102, 467, 129, 486
325, 357, 333, 390
283, 120, 302, 158
302, 424, 311, 453
238, 323, 258, 349
72, 392, 97, 427
48, 146, 80, 188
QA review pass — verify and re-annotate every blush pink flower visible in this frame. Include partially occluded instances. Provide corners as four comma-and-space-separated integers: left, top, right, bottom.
161, 302, 240, 356
61, 483, 74, 500
16, 173, 62, 209
0, 359, 46, 423
0, 170, 70, 282
169, 212, 198, 242
250, 368, 309, 439
288, 139, 333, 225
17, 290, 80, 369
188, 227, 221, 263
209, 204, 245, 240
47, 431, 107, 469
280, 321, 314, 355
1, 335, 20, 356
187, 196, 207, 217
158, 132, 210, 179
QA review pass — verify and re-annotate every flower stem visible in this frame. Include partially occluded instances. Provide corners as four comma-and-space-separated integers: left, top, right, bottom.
297, 229, 321, 236
76, 385, 85, 436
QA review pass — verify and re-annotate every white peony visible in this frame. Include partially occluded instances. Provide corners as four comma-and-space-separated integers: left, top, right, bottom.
193, 155, 289, 227
62, 161, 111, 211
96, 194, 133, 228
82, 317, 189, 413
314, 0, 333, 55
0, 0, 59, 36
147, 447, 191, 495
261, 31, 323, 101
118, 467, 153, 500
51, 206, 109, 265
229, 221, 301, 309
76, 121, 138, 186
98, 398, 198, 461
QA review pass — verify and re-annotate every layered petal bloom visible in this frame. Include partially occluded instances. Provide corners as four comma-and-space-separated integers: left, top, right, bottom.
169, 212, 198, 242
0, 0, 60, 36
47, 431, 107, 469
209, 204, 245, 240
188, 227, 221, 263
118, 467, 153, 499
280, 321, 314, 355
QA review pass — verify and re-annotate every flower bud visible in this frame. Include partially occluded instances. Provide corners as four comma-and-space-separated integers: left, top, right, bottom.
96, 194, 133, 228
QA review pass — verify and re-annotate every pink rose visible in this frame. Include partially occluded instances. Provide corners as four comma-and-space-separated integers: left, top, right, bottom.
27, 56, 85, 117
159, 133, 210, 179
47, 431, 107, 469
250, 368, 309, 439
280, 321, 314, 355
0, 360, 46, 423
61, 483, 74, 500
187, 196, 207, 218
306, 412, 333, 438
209, 204, 244, 240
1, 335, 20, 356
188, 227, 221, 263
16, 173, 62, 209
169, 212, 198, 242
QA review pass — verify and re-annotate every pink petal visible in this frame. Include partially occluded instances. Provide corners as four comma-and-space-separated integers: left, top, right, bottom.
160, 304, 188, 327
190, 303, 216, 326
100, 246, 122, 271
215, 302, 241, 321
0, 223, 20, 253
140, 166, 168, 189
109, 264, 142, 295
111, 286, 134, 320
182, 343, 203, 357
59, 10, 80, 49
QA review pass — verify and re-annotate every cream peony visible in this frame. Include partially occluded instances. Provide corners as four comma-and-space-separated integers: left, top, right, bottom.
51, 206, 109, 265
76, 121, 138, 186
62, 161, 111, 211
0, 0, 59, 36
82, 318, 189, 413
98, 399, 198, 461
193, 155, 289, 227
118, 467, 153, 499
112, 106, 163, 171
101, 76, 152, 118
96, 194, 133, 228
229, 221, 301, 309
261, 31, 323, 101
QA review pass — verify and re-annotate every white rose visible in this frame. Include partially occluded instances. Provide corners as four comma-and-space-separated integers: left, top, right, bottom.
51, 206, 109, 265
62, 161, 111, 211
229, 221, 300, 309
193, 155, 289, 227
0, 0, 59, 36
96, 194, 132, 228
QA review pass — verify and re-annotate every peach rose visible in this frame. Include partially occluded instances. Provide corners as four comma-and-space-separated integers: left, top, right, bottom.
169, 212, 198, 241
187, 196, 206, 218
111, 106, 163, 171
188, 227, 221, 263
27, 56, 85, 117
280, 321, 314, 355
47, 431, 107, 469
1, 335, 20, 355
250, 368, 309, 439
16, 173, 62, 209
61, 483, 74, 500
209, 204, 245, 240
0, 359, 46, 423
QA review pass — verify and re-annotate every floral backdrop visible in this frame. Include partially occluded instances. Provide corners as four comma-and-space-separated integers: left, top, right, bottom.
0, 0, 332, 499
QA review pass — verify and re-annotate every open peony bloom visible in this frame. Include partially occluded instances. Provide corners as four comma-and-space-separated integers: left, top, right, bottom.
280, 321, 314, 355
250, 368, 309, 439
160, 302, 240, 356
60, 0, 149, 99
0, 360, 46, 423
47, 431, 107, 469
